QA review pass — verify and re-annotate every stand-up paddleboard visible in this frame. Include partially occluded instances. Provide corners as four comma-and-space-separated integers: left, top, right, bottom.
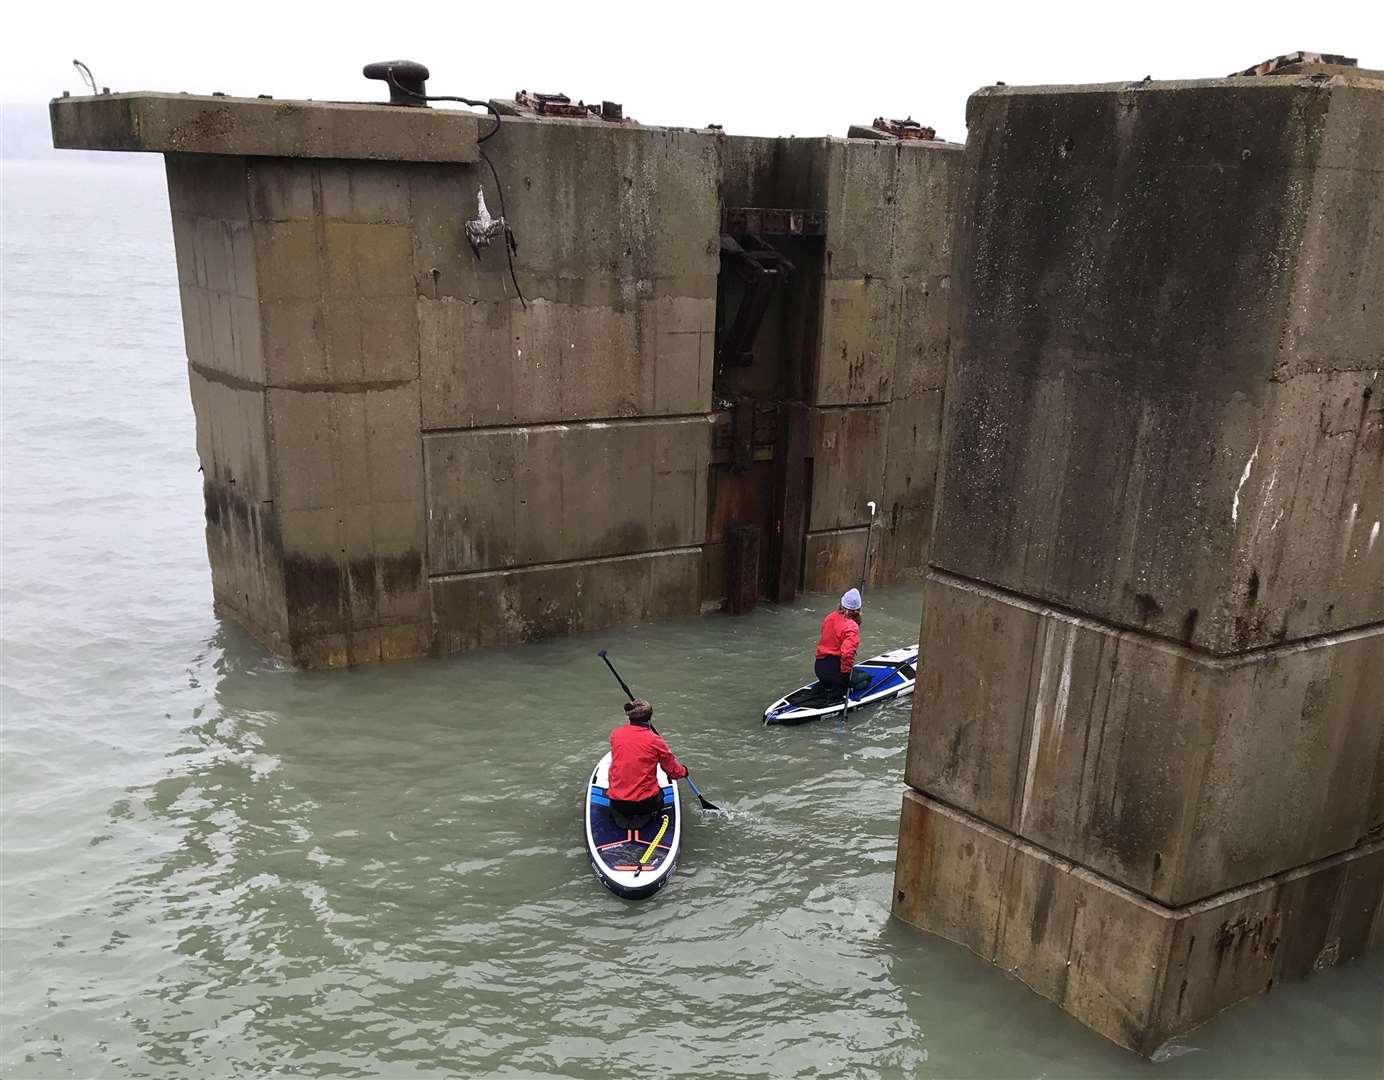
763, 644, 919, 725
585, 751, 681, 900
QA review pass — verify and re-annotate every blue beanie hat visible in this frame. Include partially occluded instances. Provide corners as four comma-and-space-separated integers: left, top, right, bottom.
841, 588, 862, 611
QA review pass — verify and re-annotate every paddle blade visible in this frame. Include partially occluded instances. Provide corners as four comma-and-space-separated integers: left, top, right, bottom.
683, 775, 721, 813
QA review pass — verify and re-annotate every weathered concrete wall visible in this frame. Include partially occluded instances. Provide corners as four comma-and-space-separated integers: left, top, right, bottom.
669, 130, 959, 609
432, 549, 701, 652
930, 77, 1384, 653
169, 152, 432, 667
894, 791, 1384, 1057
411, 116, 720, 650
908, 573, 1384, 906
413, 119, 719, 429
894, 69, 1384, 1055
171, 155, 283, 650
57, 92, 959, 664
424, 417, 711, 574
804, 139, 958, 592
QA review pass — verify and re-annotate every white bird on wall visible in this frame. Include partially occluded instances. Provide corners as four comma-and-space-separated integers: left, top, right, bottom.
465, 188, 508, 254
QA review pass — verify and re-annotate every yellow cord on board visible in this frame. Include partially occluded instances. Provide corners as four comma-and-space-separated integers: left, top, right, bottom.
639, 815, 670, 865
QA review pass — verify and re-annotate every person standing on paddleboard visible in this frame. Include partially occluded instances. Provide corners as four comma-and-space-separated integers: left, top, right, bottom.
607, 698, 688, 829
815, 588, 872, 698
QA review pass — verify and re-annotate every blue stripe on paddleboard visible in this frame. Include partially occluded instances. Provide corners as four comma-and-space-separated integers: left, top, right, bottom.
591, 787, 674, 806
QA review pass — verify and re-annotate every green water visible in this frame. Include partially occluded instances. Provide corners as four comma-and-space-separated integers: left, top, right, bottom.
2, 160, 1381, 1079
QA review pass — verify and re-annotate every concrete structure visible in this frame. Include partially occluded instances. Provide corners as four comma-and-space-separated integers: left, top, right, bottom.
892, 66, 1384, 1054
47, 54, 1384, 1059
52, 86, 959, 667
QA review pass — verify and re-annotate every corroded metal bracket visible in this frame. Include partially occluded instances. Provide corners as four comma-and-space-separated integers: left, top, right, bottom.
714, 234, 795, 371
721, 206, 826, 237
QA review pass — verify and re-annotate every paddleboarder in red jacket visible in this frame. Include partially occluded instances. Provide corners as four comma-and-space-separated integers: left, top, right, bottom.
815, 588, 872, 697
608, 698, 687, 827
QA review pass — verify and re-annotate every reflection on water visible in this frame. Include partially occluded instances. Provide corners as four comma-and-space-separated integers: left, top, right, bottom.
2, 160, 1381, 1080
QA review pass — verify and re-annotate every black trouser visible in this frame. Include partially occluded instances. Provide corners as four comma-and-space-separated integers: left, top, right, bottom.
609, 791, 664, 830
815, 656, 873, 695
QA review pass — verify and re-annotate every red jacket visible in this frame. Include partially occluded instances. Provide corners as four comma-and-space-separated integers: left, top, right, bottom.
816, 610, 860, 674
608, 723, 688, 802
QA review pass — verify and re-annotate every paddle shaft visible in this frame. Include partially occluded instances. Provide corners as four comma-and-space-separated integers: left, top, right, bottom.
596, 651, 720, 812
858, 500, 877, 589
842, 653, 914, 719
599, 651, 637, 701
856, 654, 917, 698
841, 499, 879, 719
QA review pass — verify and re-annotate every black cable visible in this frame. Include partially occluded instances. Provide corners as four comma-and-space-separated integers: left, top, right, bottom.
479, 148, 527, 308
386, 68, 524, 305
420, 95, 502, 143
385, 70, 501, 140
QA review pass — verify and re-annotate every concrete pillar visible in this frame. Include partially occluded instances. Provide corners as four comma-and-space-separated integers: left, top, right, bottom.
52, 89, 961, 664
53, 92, 484, 667
169, 148, 451, 668
892, 69, 1384, 1054
803, 137, 959, 592
52, 92, 721, 665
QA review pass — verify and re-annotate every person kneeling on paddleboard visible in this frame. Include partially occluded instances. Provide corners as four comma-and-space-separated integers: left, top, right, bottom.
608, 698, 688, 829
815, 588, 872, 699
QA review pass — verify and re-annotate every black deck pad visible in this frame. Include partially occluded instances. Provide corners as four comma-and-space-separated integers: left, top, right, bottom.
589, 786, 675, 870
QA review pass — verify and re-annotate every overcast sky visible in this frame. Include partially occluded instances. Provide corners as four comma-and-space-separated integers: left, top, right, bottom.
3, 0, 1379, 141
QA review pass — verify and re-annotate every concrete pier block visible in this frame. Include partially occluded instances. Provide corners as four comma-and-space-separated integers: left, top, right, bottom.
897, 68, 1384, 1053
932, 75, 1384, 654
55, 91, 961, 662
892, 791, 1384, 1056
907, 572, 1384, 905
153, 110, 724, 665
801, 137, 959, 590
164, 150, 436, 667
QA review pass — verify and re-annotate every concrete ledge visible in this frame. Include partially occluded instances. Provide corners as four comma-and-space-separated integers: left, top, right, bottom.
892, 789, 1384, 1056
921, 569, 1384, 670
967, 72, 1384, 103
50, 92, 480, 162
